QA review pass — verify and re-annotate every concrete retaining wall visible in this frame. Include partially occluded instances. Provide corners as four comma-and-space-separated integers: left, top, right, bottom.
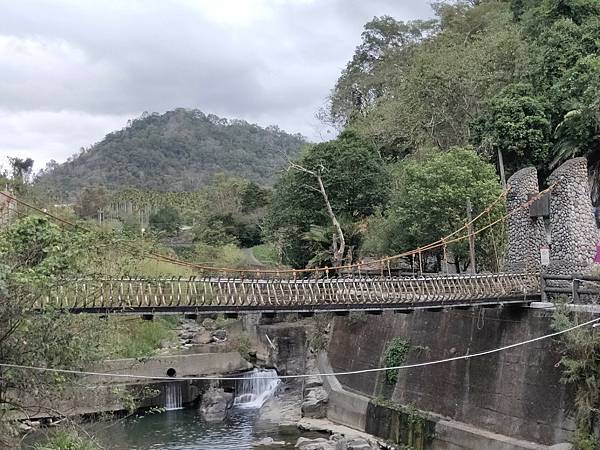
317, 352, 369, 430
85, 352, 252, 383
326, 307, 575, 446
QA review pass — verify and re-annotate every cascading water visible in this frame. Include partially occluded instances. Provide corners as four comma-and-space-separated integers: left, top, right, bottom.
165, 382, 183, 411
233, 369, 280, 409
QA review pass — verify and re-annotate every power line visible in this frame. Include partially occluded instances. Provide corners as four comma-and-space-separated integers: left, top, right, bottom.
1, 315, 597, 381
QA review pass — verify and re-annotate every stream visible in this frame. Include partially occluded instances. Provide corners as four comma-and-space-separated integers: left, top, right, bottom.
26, 369, 324, 449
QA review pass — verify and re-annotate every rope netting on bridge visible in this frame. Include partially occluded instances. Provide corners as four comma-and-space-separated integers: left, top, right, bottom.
0, 183, 556, 280
38, 272, 541, 312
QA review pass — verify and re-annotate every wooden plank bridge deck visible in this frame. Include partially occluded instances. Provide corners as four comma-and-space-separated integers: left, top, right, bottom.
39, 273, 541, 314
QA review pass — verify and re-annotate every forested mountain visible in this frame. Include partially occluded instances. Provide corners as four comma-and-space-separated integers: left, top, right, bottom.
35, 109, 307, 198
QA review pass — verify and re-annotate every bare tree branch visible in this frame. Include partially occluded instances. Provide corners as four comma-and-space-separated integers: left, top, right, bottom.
288, 161, 346, 267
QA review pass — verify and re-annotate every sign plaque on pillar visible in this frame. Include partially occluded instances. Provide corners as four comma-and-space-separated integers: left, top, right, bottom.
540, 245, 550, 266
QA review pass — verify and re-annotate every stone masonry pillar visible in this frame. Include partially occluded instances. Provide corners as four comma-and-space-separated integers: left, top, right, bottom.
506, 167, 546, 272
547, 157, 598, 275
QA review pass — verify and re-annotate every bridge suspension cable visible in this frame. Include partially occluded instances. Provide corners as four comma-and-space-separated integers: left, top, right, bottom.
0, 314, 596, 381
0, 184, 554, 276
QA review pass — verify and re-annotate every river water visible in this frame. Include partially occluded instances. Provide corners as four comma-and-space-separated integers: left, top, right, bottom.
86, 407, 313, 449
26, 371, 324, 449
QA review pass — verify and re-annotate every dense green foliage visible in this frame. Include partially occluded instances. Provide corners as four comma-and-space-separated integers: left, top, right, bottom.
35, 108, 306, 198
0, 217, 112, 442
104, 317, 177, 359
0, 213, 182, 444
363, 148, 504, 271
383, 337, 410, 384
149, 206, 182, 234
327, 0, 600, 199
264, 131, 388, 268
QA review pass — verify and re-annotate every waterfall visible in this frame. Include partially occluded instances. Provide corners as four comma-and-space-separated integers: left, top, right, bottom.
233, 369, 280, 409
165, 382, 183, 411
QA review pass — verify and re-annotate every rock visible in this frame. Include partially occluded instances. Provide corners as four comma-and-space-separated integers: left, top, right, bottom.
295, 437, 336, 450
335, 438, 375, 450
549, 445, 573, 450
212, 329, 227, 342
202, 318, 216, 330
304, 375, 323, 389
17, 422, 32, 432
255, 437, 287, 446
180, 332, 194, 340
199, 388, 233, 422
301, 387, 329, 419
191, 329, 213, 345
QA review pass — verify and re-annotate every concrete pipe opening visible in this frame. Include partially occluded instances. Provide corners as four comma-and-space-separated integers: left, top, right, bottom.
166, 368, 177, 377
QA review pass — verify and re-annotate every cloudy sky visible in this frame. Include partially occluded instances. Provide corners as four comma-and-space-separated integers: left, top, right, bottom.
0, 0, 432, 172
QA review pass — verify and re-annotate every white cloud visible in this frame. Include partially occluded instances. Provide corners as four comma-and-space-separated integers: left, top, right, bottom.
0, 110, 131, 172
0, 0, 433, 172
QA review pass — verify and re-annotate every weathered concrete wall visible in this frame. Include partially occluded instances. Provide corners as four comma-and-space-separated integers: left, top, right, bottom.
257, 321, 308, 375
85, 352, 251, 383
505, 167, 546, 272
20, 380, 203, 419
547, 157, 598, 275
327, 308, 574, 446
317, 352, 370, 430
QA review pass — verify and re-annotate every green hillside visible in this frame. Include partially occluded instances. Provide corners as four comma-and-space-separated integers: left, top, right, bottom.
36, 108, 306, 198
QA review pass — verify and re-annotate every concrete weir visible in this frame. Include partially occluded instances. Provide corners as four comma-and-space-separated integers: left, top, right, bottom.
19, 352, 252, 419
322, 306, 577, 449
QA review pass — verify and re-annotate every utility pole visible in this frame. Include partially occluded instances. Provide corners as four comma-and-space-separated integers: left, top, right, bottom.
498, 148, 507, 190
466, 199, 476, 274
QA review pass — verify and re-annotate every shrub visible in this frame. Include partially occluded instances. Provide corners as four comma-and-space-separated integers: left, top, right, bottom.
383, 338, 410, 384
33, 430, 100, 450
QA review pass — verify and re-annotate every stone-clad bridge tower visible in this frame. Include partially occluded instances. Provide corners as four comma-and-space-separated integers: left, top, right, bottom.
506, 157, 598, 275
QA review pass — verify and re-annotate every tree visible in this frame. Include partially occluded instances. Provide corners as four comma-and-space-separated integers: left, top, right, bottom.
471, 83, 551, 174
329, 2, 526, 158
0, 217, 111, 443
193, 219, 239, 246
74, 186, 108, 219
7, 157, 34, 190
265, 132, 388, 268
149, 206, 182, 234
363, 148, 503, 272
328, 16, 437, 129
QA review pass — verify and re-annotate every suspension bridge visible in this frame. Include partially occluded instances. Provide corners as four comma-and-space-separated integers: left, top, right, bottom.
0, 179, 591, 315
37, 272, 542, 314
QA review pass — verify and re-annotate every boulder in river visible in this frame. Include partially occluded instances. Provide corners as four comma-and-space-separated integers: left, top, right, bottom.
335, 438, 376, 450
191, 328, 213, 344
212, 329, 228, 342
199, 388, 233, 422
296, 435, 378, 450
295, 437, 336, 450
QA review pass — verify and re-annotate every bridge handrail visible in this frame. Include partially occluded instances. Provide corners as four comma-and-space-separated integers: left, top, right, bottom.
54, 272, 539, 284
541, 273, 600, 302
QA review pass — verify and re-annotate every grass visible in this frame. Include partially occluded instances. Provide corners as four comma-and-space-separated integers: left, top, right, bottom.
102, 316, 178, 359
251, 243, 280, 266
33, 430, 100, 450
129, 258, 196, 278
